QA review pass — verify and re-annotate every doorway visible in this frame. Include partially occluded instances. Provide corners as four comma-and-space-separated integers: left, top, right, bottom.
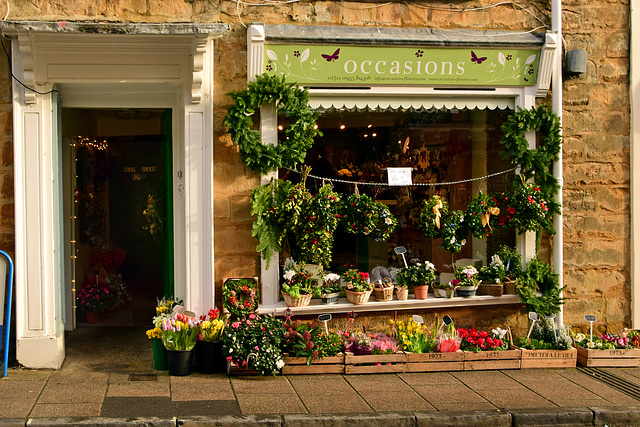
63, 108, 174, 328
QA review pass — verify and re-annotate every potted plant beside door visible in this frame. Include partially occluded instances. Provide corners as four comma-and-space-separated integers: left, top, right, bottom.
162, 313, 199, 376
195, 308, 229, 374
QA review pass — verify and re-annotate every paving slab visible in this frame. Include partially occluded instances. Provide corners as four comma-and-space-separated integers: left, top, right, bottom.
1, 369, 53, 381
474, 389, 556, 409
37, 382, 106, 404
230, 376, 295, 394
235, 392, 307, 414
0, 379, 46, 398
30, 402, 102, 418
398, 372, 462, 386
359, 390, 435, 412
106, 381, 171, 397
523, 381, 602, 401
2, 397, 39, 418
175, 400, 242, 417
345, 374, 414, 393
297, 392, 373, 413
100, 396, 175, 418
432, 402, 497, 411
451, 371, 525, 390
503, 369, 569, 383
288, 375, 356, 395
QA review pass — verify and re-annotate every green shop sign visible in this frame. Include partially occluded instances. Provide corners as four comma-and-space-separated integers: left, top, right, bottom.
263, 45, 539, 86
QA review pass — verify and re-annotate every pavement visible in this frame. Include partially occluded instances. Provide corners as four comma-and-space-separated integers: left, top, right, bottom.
2, 327, 640, 426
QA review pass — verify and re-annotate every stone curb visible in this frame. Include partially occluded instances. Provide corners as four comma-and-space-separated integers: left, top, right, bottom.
416, 410, 511, 427
510, 407, 593, 426
591, 407, 640, 426
26, 417, 176, 426
179, 415, 281, 426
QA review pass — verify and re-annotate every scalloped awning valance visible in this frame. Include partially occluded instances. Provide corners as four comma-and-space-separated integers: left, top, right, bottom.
308, 95, 514, 111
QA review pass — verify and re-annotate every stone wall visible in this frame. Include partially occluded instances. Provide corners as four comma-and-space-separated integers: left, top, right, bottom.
0, 0, 631, 334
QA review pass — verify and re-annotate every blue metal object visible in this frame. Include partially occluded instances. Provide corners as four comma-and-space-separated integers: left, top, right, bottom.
0, 250, 14, 377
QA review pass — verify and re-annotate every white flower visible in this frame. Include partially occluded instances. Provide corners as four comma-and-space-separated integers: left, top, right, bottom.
424, 261, 435, 271
283, 270, 295, 281
385, 217, 392, 225
324, 273, 341, 283
229, 348, 233, 353
276, 359, 285, 369
574, 333, 586, 343
492, 327, 508, 339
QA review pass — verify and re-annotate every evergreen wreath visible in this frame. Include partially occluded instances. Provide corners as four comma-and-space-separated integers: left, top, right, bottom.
223, 278, 259, 316
339, 190, 398, 241
499, 103, 561, 219
222, 73, 321, 174
419, 195, 468, 253
465, 190, 500, 239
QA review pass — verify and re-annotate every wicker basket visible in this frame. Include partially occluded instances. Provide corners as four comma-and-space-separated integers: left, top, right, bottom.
281, 291, 312, 307
477, 282, 504, 297
373, 285, 394, 302
345, 289, 372, 305
503, 279, 516, 295
395, 288, 409, 301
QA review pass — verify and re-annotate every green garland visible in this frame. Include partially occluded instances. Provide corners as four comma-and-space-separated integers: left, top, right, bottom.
223, 73, 321, 174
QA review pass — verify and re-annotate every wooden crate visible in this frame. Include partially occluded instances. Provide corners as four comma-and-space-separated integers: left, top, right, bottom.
282, 353, 345, 375
405, 351, 464, 372
463, 349, 521, 371
344, 351, 406, 374
226, 361, 262, 376
519, 347, 577, 369
576, 346, 640, 368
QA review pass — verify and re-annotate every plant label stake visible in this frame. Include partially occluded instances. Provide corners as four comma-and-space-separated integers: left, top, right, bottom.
412, 315, 424, 324
318, 313, 332, 334
346, 311, 357, 334
443, 315, 453, 326
394, 246, 408, 268
392, 311, 397, 338
526, 312, 539, 339
545, 313, 557, 341
584, 314, 597, 346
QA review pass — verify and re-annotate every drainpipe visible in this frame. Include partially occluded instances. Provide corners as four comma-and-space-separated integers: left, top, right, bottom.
551, 0, 564, 325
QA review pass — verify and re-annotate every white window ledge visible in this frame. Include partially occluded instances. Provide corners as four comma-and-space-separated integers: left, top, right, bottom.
257, 294, 522, 317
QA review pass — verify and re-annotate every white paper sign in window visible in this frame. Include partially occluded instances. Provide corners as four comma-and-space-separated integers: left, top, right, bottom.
387, 167, 413, 186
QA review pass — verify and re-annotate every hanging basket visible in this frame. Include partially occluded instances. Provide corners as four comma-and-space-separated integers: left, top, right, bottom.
345, 289, 372, 305
477, 282, 504, 297
281, 291, 312, 308
373, 285, 394, 302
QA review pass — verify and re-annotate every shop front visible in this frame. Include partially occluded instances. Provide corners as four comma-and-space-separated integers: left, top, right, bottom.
245, 24, 560, 319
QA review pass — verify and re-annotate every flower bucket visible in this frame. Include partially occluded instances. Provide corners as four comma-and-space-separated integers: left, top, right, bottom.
437, 338, 462, 353
195, 340, 226, 374
151, 337, 168, 371
281, 291, 312, 307
395, 288, 408, 301
167, 349, 194, 376
85, 311, 101, 324
413, 285, 429, 300
373, 285, 394, 302
321, 292, 340, 305
345, 289, 372, 305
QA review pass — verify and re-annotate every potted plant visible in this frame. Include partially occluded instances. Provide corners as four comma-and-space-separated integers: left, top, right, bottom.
396, 261, 437, 300
195, 308, 229, 374
494, 245, 523, 294
516, 317, 576, 368
147, 296, 183, 371
436, 319, 461, 353
477, 255, 506, 297
516, 258, 565, 316
281, 317, 343, 368
161, 313, 199, 376
222, 314, 286, 376
76, 284, 116, 323
451, 265, 481, 297
341, 269, 372, 304
372, 277, 394, 302
281, 264, 316, 307
319, 273, 341, 304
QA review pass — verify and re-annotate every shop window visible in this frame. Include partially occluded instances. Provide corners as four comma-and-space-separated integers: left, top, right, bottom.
278, 107, 516, 276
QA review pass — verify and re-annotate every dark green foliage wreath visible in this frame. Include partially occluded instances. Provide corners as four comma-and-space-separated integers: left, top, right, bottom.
465, 190, 500, 239
419, 195, 468, 253
339, 192, 398, 241
515, 258, 565, 317
222, 278, 259, 316
223, 73, 321, 174
499, 103, 562, 219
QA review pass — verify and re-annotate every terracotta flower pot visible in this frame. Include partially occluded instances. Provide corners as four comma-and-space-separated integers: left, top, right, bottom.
413, 285, 429, 300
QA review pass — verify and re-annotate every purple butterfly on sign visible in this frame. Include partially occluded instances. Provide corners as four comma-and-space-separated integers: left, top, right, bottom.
471, 51, 487, 64
321, 48, 340, 62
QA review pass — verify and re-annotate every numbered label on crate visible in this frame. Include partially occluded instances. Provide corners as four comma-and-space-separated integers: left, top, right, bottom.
584, 314, 597, 322
318, 313, 332, 322
443, 315, 453, 326
412, 315, 424, 324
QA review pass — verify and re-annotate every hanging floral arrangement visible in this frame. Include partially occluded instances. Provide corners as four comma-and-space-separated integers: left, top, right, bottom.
142, 192, 165, 239
339, 189, 397, 241
465, 190, 500, 239
419, 195, 468, 254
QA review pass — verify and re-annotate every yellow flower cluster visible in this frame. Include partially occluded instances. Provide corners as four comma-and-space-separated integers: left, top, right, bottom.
200, 319, 225, 342
392, 319, 435, 353
146, 327, 163, 339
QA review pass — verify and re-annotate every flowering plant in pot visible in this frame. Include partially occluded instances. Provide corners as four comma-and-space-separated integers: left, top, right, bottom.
195, 308, 229, 374
574, 332, 632, 350
281, 264, 316, 307
515, 317, 572, 350
451, 265, 481, 297
436, 320, 461, 353
397, 261, 437, 300
341, 269, 372, 304
76, 284, 116, 315
458, 328, 509, 352
222, 314, 286, 375
477, 255, 506, 297
318, 273, 341, 304
340, 192, 397, 241
371, 333, 399, 354
161, 313, 199, 351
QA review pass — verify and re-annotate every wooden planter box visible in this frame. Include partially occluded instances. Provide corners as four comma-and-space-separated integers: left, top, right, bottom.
226, 361, 262, 376
576, 346, 640, 367
344, 351, 406, 374
464, 349, 521, 371
404, 351, 464, 372
282, 353, 345, 375
519, 347, 577, 369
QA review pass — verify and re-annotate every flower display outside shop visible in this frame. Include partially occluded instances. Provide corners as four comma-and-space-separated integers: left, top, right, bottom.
574, 333, 632, 350
458, 328, 509, 352
515, 317, 572, 350
370, 333, 399, 354
198, 308, 229, 342
222, 314, 286, 376
282, 318, 342, 365
145, 327, 163, 340
478, 255, 507, 284
281, 265, 316, 298
452, 266, 480, 288
76, 284, 116, 313
161, 313, 199, 351
340, 192, 397, 241
223, 278, 258, 316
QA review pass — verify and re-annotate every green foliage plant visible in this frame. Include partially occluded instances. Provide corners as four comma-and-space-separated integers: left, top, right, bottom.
515, 258, 565, 317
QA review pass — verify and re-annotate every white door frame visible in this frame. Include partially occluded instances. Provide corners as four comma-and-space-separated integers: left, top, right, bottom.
3, 23, 228, 368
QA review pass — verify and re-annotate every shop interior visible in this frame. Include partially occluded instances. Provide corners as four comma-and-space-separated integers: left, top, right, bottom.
62, 108, 173, 328
280, 106, 517, 274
